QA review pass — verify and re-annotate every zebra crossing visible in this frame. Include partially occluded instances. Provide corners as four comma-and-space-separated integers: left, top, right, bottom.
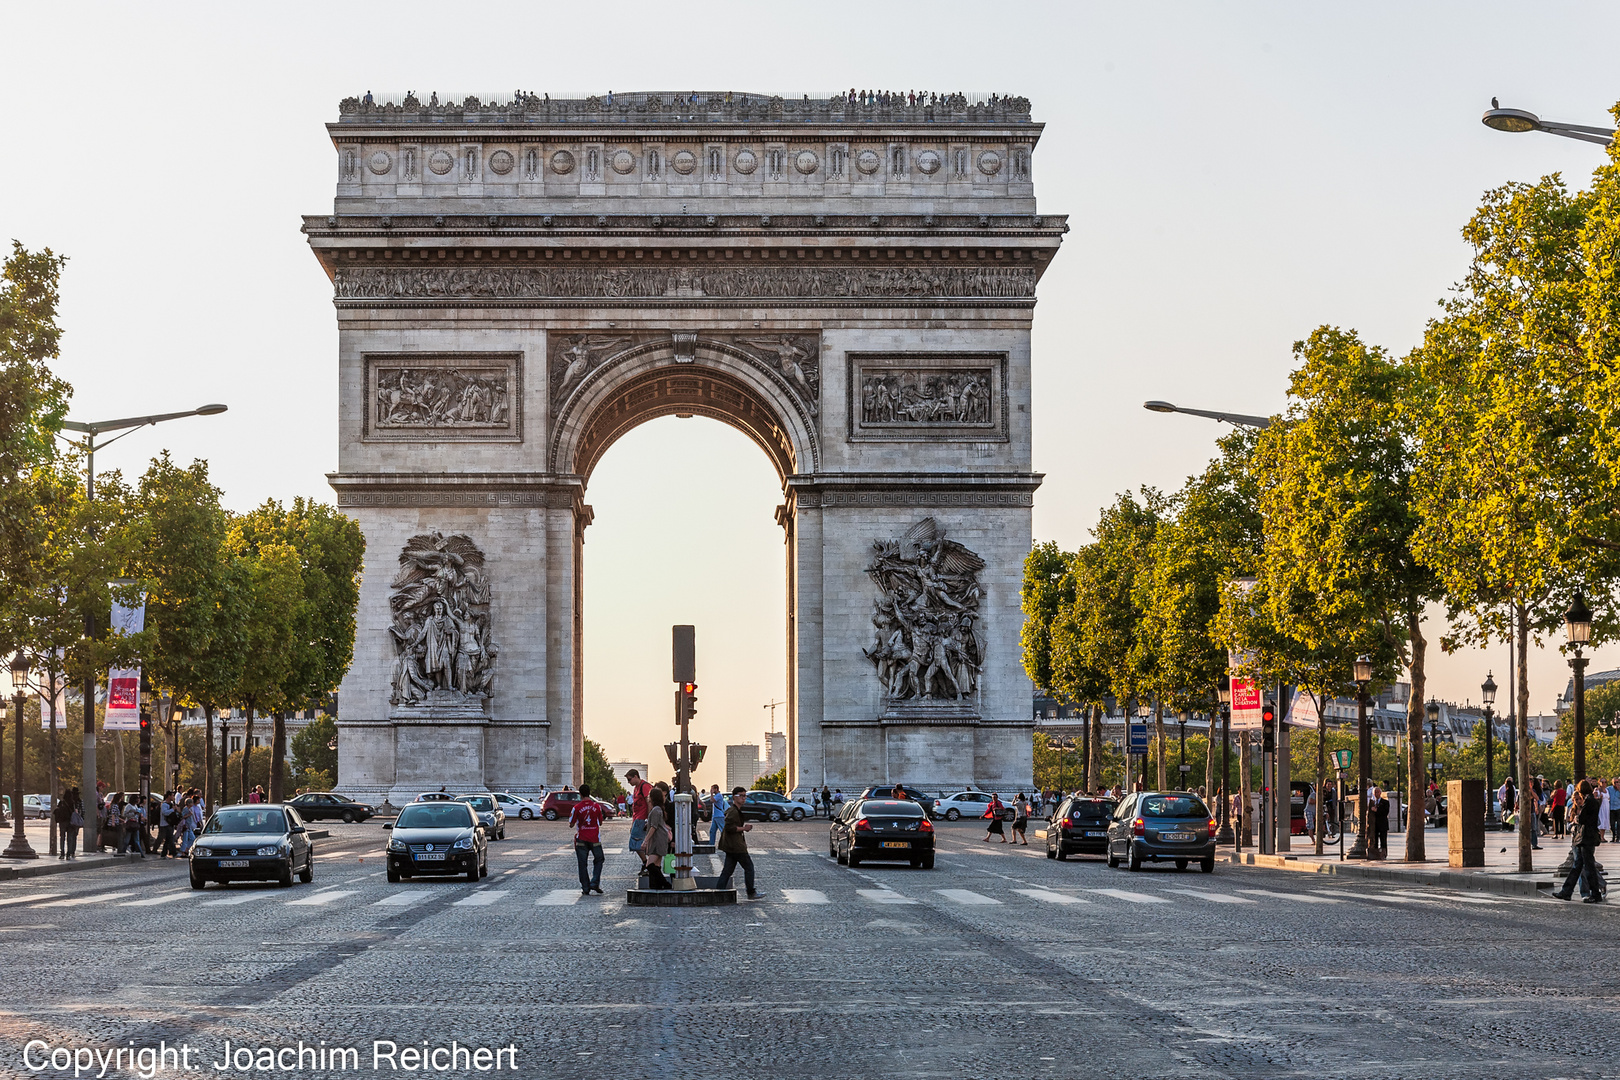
774, 881, 1517, 910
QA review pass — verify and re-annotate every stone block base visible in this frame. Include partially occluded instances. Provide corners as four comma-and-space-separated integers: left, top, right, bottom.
626, 888, 736, 907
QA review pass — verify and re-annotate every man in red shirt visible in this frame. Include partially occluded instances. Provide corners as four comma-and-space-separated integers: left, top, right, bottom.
570, 783, 606, 896
626, 769, 653, 854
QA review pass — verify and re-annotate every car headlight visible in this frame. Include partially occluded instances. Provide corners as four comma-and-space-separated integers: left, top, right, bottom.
453, 835, 475, 850
257, 846, 280, 856
194, 847, 212, 858
387, 838, 406, 852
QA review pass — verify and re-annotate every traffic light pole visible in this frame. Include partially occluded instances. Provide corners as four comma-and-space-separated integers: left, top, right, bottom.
672, 626, 696, 891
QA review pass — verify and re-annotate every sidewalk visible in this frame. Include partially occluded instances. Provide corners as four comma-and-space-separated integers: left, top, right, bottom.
1222, 825, 1584, 898
0, 818, 327, 881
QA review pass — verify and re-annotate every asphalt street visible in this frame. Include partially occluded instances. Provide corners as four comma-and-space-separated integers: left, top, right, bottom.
1, 816, 1615, 1079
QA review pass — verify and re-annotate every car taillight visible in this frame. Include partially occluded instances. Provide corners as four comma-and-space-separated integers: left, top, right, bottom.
1208, 818, 1217, 837
855, 818, 871, 831
918, 818, 933, 833
1060, 821, 1073, 833
1132, 817, 1145, 837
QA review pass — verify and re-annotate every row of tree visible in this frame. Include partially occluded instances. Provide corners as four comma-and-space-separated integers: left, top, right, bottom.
1024, 106, 1620, 871
0, 241, 364, 812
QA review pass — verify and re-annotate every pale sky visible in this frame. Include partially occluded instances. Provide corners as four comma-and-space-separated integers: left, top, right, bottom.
4, 3, 1619, 786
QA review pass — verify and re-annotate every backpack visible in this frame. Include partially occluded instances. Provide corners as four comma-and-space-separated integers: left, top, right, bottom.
164, 804, 180, 828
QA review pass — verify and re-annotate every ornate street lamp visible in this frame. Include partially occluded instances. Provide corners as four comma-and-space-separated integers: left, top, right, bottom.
3, 653, 36, 859
1135, 698, 1152, 791
1348, 654, 1373, 859
1566, 591, 1593, 781
1481, 672, 1498, 824
1215, 675, 1233, 845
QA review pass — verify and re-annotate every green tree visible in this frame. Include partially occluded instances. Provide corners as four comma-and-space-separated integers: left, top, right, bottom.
290, 714, 338, 786
226, 511, 303, 801
753, 766, 786, 794
582, 738, 624, 802
1021, 541, 1073, 698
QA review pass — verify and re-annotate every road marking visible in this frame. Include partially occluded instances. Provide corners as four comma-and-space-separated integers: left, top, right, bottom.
857, 889, 918, 905
285, 890, 359, 906
536, 889, 581, 906
373, 891, 433, 907
1163, 888, 1255, 904
0, 894, 64, 907
453, 890, 509, 907
1086, 888, 1172, 905
33, 891, 136, 908
601, 848, 625, 855
201, 891, 279, 906
505, 849, 533, 856
935, 889, 1001, 906
781, 889, 829, 904
1013, 888, 1089, 905
1389, 889, 1505, 905
119, 890, 194, 907
1236, 888, 1341, 904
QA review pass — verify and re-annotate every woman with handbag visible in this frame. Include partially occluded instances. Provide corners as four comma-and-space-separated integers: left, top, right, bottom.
642, 789, 673, 889
983, 794, 1007, 843
1553, 780, 1604, 903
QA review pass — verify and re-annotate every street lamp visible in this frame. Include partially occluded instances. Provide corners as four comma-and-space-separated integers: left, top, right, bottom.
1481, 99, 1615, 147
58, 403, 228, 835
1565, 590, 1593, 782
1142, 400, 1273, 429
1348, 654, 1372, 859
3, 652, 35, 859
1215, 675, 1234, 845
1426, 699, 1443, 799
1481, 671, 1498, 824
1135, 698, 1152, 791
1177, 711, 1190, 787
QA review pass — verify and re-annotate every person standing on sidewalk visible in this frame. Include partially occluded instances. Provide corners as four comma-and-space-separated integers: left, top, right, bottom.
569, 782, 605, 896
625, 769, 651, 855
1551, 783, 1568, 838
54, 789, 80, 860
1370, 787, 1390, 857
156, 792, 178, 859
1554, 780, 1604, 903
716, 786, 759, 899
1609, 779, 1620, 843
706, 784, 726, 846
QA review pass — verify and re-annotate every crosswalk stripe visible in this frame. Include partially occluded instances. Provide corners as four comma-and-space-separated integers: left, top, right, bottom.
119, 891, 194, 907
1013, 888, 1090, 905
857, 889, 918, 905
536, 889, 581, 906
0, 894, 64, 907
285, 890, 359, 906
1236, 888, 1340, 904
781, 889, 829, 904
453, 890, 509, 907
33, 891, 135, 908
373, 891, 433, 907
1086, 888, 1172, 905
1163, 888, 1255, 904
505, 849, 533, 856
201, 891, 279, 906
1388, 889, 1504, 905
935, 889, 1001, 906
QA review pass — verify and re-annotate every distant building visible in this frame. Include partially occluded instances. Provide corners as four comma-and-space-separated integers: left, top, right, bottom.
763, 731, 787, 775
727, 744, 760, 793
609, 762, 649, 791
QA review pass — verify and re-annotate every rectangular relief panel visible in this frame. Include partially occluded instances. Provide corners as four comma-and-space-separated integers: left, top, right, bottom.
363, 352, 523, 442
846, 352, 1007, 442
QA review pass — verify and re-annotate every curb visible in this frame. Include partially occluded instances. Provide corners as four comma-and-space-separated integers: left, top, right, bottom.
1224, 850, 1555, 898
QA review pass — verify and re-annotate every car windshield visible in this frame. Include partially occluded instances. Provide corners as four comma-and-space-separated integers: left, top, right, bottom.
330, 794, 353, 803
396, 804, 474, 829
460, 796, 495, 811
1140, 796, 1209, 819
1071, 802, 1116, 818
862, 800, 923, 816
205, 809, 286, 835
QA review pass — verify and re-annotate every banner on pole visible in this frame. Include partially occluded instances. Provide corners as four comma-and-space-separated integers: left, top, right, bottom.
111, 587, 146, 637
1283, 688, 1321, 728
105, 668, 141, 731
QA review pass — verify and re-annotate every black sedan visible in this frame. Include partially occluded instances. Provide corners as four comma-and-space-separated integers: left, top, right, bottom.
384, 801, 488, 883
287, 791, 376, 823
830, 799, 935, 869
190, 805, 314, 889
1106, 791, 1217, 872
1047, 796, 1117, 860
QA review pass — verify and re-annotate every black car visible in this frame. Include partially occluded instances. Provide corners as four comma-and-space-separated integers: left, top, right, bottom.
859, 785, 939, 819
830, 799, 935, 869
454, 793, 507, 840
384, 800, 488, 883
190, 804, 314, 889
287, 791, 375, 823
1106, 791, 1217, 873
1047, 796, 1118, 860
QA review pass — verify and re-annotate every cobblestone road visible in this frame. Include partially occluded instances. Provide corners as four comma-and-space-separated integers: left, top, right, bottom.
0, 817, 1614, 1079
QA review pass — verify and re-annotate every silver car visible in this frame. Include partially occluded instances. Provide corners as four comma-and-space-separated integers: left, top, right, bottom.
453, 793, 507, 840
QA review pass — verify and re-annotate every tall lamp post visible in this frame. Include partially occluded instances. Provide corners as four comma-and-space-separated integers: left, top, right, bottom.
1481, 100, 1616, 147
1215, 677, 1233, 845
1565, 591, 1593, 782
1177, 712, 1189, 787
1481, 672, 1498, 824
1348, 654, 1372, 859
1135, 698, 1152, 791
3, 653, 35, 859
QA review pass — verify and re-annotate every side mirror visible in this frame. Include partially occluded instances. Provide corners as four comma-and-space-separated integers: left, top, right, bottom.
382, 823, 393, 830
291, 825, 307, 833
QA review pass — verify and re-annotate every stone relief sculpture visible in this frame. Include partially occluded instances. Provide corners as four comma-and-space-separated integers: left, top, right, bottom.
552, 335, 631, 403
388, 532, 498, 706
861, 368, 992, 426
863, 518, 986, 703
375, 367, 510, 429
739, 335, 820, 414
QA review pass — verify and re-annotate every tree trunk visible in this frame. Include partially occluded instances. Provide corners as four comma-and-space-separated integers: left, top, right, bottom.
241, 705, 255, 802
1516, 602, 1533, 873
1153, 699, 1167, 791
1405, 609, 1427, 863
203, 705, 214, 815
1088, 704, 1103, 792
270, 711, 287, 802
1240, 731, 1253, 846
115, 733, 126, 793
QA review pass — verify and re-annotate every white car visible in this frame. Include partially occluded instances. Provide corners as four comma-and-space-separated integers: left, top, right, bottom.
933, 791, 1007, 822
491, 791, 546, 820
23, 794, 50, 820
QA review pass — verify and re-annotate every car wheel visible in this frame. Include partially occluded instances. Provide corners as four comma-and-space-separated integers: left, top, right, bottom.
945, 809, 960, 821
768, 810, 782, 822
1055, 842, 1067, 861
499, 828, 506, 840
1127, 847, 1142, 872
1200, 857, 1215, 873
278, 861, 294, 888
519, 808, 533, 820
190, 869, 207, 890
299, 854, 314, 883
910, 856, 922, 868
922, 853, 935, 869
543, 809, 558, 820
479, 854, 489, 878
1175, 859, 1188, 872
847, 849, 861, 867
1046, 840, 1057, 859
1106, 849, 1119, 868
342, 811, 355, 823
792, 809, 805, 821
466, 858, 480, 883
836, 846, 848, 866
387, 865, 401, 883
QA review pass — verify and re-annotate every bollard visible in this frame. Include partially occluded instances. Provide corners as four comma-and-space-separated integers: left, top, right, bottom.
672, 792, 695, 891
1447, 779, 1484, 867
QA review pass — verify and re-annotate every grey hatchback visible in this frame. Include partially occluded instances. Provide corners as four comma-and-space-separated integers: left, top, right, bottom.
1106, 791, 1216, 873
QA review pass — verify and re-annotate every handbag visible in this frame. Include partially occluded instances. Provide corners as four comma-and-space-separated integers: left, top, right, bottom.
662, 854, 675, 875
69, 809, 83, 827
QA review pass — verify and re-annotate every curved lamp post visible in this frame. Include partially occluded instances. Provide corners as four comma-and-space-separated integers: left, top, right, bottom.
3, 653, 35, 859
1482, 100, 1615, 147
1215, 675, 1234, 845
1348, 654, 1372, 859
1481, 671, 1498, 824
1565, 590, 1593, 782
1142, 400, 1272, 430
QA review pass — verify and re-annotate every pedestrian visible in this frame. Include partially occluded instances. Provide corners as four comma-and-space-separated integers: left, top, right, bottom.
54, 788, 79, 860
1011, 793, 1030, 845
642, 789, 672, 891
1553, 779, 1604, 903
1597, 779, 1612, 843
983, 794, 1007, 843
570, 782, 606, 896
1610, 779, 1620, 843
1305, 787, 1318, 836
832, 789, 844, 806
117, 795, 145, 858
1551, 782, 1567, 838
820, 785, 832, 819
706, 784, 726, 847
1370, 786, 1389, 857
716, 786, 760, 900
625, 769, 651, 854
178, 796, 197, 854
157, 791, 178, 858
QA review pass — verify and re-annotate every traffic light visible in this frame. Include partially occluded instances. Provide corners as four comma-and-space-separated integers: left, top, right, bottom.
1261, 703, 1276, 752
138, 711, 153, 761
682, 682, 698, 724
664, 742, 681, 768
688, 743, 707, 770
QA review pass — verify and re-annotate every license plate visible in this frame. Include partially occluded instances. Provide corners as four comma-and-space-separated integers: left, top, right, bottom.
415, 853, 447, 861
1086, 831, 1105, 837
219, 860, 249, 868
1161, 832, 1192, 842
881, 841, 910, 849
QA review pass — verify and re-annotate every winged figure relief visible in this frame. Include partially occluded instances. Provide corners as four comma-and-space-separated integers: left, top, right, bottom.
863, 518, 985, 702
739, 335, 819, 414
553, 335, 631, 403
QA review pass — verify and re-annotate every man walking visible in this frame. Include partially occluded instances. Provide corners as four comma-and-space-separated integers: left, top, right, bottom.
1554, 779, 1604, 903
625, 769, 652, 854
157, 792, 178, 859
706, 784, 726, 846
570, 782, 605, 896
716, 786, 759, 900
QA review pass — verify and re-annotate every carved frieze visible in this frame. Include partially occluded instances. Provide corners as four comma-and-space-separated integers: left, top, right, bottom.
546, 332, 821, 418
846, 352, 1008, 442
864, 518, 985, 704
333, 265, 1038, 302
363, 353, 522, 442
388, 532, 498, 712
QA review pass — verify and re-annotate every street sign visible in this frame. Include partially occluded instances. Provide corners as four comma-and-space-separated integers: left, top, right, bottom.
1332, 748, 1353, 769
1178, 764, 1192, 773
1128, 724, 1149, 752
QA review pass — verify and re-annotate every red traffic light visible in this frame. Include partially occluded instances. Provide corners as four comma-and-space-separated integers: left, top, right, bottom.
139, 715, 151, 731
1261, 704, 1275, 724
682, 682, 697, 695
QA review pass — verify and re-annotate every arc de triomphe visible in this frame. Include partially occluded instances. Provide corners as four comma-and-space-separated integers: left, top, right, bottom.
306, 91, 1064, 805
